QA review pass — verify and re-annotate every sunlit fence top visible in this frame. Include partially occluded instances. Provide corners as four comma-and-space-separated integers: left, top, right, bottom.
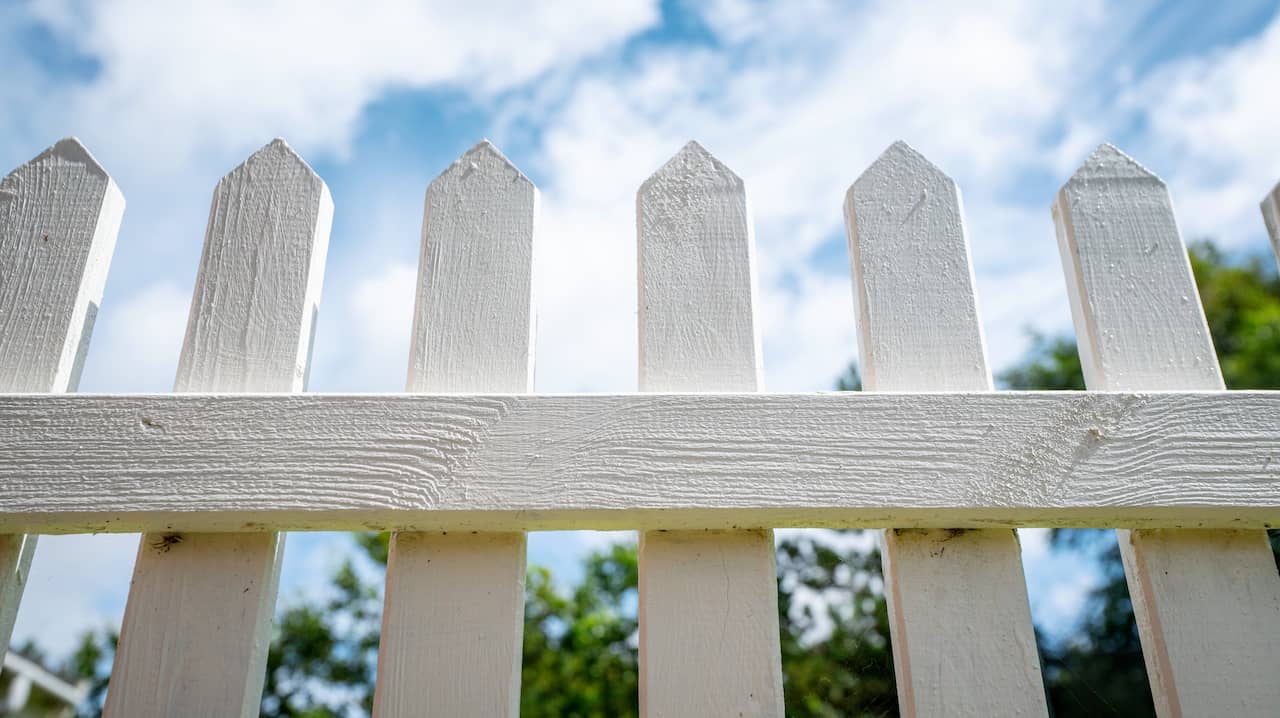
1, 136, 1278, 717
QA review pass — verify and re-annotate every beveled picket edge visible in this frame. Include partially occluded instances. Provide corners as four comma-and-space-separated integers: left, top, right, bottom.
0, 391, 1277, 533
846, 141, 1048, 716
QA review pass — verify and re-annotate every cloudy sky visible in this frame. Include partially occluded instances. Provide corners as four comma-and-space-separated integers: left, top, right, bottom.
4, 0, 1280, 659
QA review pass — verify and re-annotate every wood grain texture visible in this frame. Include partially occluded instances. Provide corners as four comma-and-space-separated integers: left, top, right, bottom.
881, 530, 1047, 714
0, 138, 124, 394
638, 529, 782, 717
376, 532, 526, 718
846, 142, 1047, 717
375, 141, 535, 718
0, 392, 1277, 533
1263, 180, 1280, 273
1055, 143, 1280, 718
1054, 144, 1221, 392
406, 140, 536, 394
111, 533, 283, 717
105, 139, 330, 718
0, 138, 122, 655
637, 141, 762, 393
844, 141, 990, 393
637, 142, 782, 718
175, 139, 331, 394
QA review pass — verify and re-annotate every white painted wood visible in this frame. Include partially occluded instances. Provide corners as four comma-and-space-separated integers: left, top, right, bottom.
0, 391, 1277, 532
1263, 180, 1280, 273
0, 536, 36, 659
637, 141, 763, 393
1054, 145, 1221, 393
112, 533, 284, 715
376, 532, 526, 717
374, 141, 535, 718
638, 529, 782, 716
0, 139, 124, 395
104, 139, 330, 718
637, 141, 782, 718
846, 141, 1047, 717
4, 649, 91, 707
880, 530, 1047, 713
0, 138, 122, 656
404, 140, 536, 395
1055, 143, 1280, 718
845, 142, 989, 394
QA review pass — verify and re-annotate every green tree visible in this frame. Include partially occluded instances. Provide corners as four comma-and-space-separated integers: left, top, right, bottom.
1000, 240, 1280, 717
51, 238, 1278, 718
62, 528, 897, 717
520, 543, 639, 716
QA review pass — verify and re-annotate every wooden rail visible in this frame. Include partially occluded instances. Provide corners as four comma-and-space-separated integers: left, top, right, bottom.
3, 135, 1279, 717
0, 391, 1276, 533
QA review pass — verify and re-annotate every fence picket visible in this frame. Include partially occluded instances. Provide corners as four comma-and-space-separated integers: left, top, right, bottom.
1263, 182, 1280, 271
5, 131, 1280, 715
636, 141, 783, 717
1053, 144, 1280, 717
373, 141, 535, 718
0, 138, 123, 657
103, 139, 330, 718
844, 141, 1048, 716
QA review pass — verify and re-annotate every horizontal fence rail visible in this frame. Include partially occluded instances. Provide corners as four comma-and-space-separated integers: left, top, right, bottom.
0, 391, 1276, 533
5, 134, 1280, 717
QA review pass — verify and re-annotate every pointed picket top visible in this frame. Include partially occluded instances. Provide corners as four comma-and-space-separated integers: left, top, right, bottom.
410, 139, 537, 393
843, 140, 988, 392
1063, 142, 1164, 188
0, 136, 122, 654
635, 140, 781, 716
848, 140, 951, 196
0, 137, 124, 394
1262, 180, 1280, 272
639, 140, 744, 197
1052, 142, 1220, 391
1, 137, 115, 203
3, 137, 111, 187
636, 140, 759, 392
1060, 149, 1280, 717
175, 138, 331, 393
430, 139, 533, 189
845, 141, 1044, 716
216, 137, 326, 196
844, 140, 961, 238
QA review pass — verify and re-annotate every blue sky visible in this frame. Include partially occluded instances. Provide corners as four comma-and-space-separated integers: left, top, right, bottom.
4, 0, 1280, 660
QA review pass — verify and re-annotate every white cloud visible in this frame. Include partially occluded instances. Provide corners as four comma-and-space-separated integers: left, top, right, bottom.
10, 0, 1280, 666
1019, 528, 1052, 561
25, 0, 659, 165
512, 0, 1119, 391
12, 534, 139, 657
310, 261, 418, 392
1124, 15, 1280, 249
80, 281, 190, 392
512, 0, 1280, 395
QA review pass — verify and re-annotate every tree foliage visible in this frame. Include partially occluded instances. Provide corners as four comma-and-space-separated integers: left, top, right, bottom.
45, 239, 1280, 717
998, 240, 1280, 716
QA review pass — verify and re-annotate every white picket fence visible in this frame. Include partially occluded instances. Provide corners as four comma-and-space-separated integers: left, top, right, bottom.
0, 135, 1278, 718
